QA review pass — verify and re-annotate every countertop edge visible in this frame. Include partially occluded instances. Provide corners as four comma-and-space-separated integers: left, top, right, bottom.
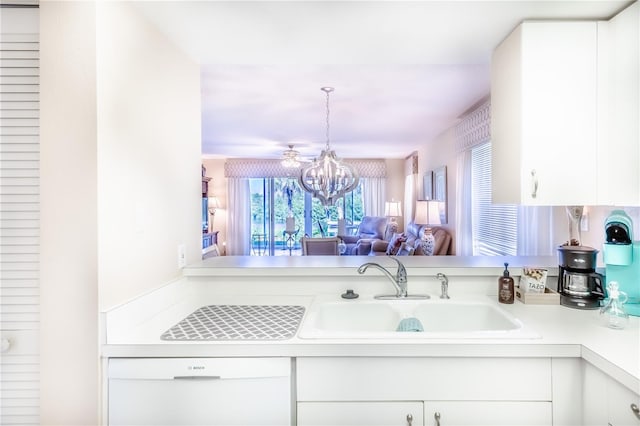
101, 341, 639, 395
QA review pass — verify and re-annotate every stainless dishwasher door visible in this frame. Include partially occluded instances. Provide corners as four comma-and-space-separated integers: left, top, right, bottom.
108, 357, 292, 426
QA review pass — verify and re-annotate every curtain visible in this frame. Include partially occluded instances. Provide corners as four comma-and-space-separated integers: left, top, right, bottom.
361, 177, 385, 217
403, 155, 418, 229
518, 206, 554, 256
403, 174, 415, 230
226, 178, 252, 255
455, 150, 473, 256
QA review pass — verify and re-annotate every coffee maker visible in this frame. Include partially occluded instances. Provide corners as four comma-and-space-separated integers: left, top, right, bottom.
603, 210, 640, 316
557, 245, 605, 309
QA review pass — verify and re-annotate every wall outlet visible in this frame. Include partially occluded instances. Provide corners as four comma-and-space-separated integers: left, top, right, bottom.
177, 244, 186, 268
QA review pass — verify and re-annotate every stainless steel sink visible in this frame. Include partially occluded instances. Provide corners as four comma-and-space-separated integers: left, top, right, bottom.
298, 296, 539, 339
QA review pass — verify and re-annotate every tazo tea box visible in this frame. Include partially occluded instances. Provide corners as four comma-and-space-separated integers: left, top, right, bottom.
520, 267, 548, 293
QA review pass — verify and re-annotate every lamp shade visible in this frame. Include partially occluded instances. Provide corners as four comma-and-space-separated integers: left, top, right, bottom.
384, 201, 402, 218
415, 200, 442, 225
208, 196, 221, 210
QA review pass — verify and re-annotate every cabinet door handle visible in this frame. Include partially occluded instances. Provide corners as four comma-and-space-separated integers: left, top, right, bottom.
530, 169, 538, 199
434, 412, 441, 426
631, 403, 640, 420
406, 413, 413, 426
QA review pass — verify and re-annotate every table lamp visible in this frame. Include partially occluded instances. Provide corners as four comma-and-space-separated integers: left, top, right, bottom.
414, 200, 442, 255
384, 200, 402, 225
208, 196, 221, 230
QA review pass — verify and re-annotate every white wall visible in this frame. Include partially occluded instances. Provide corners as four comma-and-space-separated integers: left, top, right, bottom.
96, 2, 202, 310
40, 2, 202, 424
40, 3, 98, 424
418, 127, 457, 252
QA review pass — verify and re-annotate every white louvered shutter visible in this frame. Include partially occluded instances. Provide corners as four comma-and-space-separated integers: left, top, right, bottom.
0, 21, 40, 426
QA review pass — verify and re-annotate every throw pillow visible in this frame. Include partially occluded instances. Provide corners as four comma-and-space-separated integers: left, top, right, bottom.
386, 233, 407, 256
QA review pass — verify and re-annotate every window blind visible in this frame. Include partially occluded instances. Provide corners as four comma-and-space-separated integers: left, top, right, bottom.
471, 142, 518, 256
0, 31, 40, 426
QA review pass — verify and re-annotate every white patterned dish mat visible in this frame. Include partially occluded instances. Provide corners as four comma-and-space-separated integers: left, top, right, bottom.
160, 304, 306, 341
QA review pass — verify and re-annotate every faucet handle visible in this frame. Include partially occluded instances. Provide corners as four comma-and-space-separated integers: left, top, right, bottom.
437, 273, 450, 299
389, 257, 407, 284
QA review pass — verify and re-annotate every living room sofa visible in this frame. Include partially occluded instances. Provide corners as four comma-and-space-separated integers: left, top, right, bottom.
339, 216, 398, 255
369, 222, 452, 256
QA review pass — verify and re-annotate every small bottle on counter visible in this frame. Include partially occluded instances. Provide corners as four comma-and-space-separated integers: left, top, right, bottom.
498, 262, 515, 304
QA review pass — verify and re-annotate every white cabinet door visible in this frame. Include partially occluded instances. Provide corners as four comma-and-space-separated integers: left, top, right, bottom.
582, 360, 640, 426
424, 401, 552, 426
597, 2, 640, 206
297, 402, 423, 426
491, 21, 599, 205
607, 377, 640, 426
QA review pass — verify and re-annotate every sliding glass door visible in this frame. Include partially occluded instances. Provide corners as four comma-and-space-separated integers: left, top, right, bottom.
249, 178, 364, 255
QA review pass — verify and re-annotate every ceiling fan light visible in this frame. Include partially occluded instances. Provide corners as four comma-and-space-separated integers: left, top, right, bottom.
281, 145, 301, 168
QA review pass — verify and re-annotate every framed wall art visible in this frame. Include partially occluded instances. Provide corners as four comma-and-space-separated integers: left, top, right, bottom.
423, 171, 433, 200
433, 166, 447, 224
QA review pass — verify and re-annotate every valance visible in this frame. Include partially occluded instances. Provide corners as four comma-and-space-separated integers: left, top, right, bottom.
455, 98, 491, 153
224, 158, 386, 178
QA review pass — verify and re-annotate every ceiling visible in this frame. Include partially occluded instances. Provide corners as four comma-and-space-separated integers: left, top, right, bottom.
133, 1, 632, 160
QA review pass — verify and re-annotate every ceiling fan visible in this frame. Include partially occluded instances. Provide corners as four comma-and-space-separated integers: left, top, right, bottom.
280, 144, 314, 168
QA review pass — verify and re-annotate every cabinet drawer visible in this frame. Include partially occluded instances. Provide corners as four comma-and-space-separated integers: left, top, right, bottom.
297, 357, 551, 401
298, 402, 422, 426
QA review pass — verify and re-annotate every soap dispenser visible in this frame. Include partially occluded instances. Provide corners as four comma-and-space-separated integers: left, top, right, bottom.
498, 262, 515, 304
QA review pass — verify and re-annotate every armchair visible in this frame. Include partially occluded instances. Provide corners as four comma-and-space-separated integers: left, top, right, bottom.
339, 216, 392, 255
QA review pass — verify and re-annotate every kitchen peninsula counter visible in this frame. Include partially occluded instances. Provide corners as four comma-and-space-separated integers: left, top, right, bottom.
102, 256, 639, 396
182, 255, 560, 277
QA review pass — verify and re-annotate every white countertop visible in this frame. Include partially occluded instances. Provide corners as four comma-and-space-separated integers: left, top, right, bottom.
102, 257, 639, 394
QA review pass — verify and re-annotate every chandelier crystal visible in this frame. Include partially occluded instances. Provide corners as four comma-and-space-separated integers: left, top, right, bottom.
298, 87, 359, 206
281, 145, 301, 168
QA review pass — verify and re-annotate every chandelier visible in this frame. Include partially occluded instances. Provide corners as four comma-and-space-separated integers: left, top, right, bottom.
298, 87, 359, 206
281, 145, 301, 168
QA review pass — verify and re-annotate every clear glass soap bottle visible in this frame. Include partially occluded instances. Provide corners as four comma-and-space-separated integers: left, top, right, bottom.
600, 281, 629, 330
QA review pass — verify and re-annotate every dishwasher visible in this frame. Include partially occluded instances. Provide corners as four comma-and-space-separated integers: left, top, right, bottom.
108, 357, 292, 425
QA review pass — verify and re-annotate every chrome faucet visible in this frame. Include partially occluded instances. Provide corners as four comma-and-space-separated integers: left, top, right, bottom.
437, 273, 450, 299
358, 257, 408, 298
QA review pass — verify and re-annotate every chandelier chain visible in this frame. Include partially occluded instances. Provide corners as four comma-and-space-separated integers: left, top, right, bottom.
325, 88, 331, 151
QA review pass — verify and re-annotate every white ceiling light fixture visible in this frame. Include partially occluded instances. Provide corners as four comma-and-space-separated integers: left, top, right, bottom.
298, 87, 359, 206
281, 144, 301, 168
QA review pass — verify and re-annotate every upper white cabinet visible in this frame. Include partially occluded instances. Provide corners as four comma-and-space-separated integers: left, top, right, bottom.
597, 2, 640, 206
492, 21, 599, 205
492, 9, 640, 206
